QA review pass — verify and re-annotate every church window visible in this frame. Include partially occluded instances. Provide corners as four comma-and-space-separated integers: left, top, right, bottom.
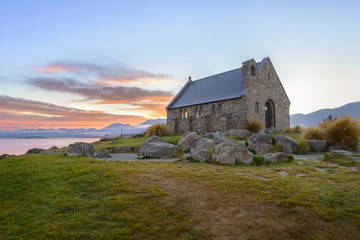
251, 66, 256, 75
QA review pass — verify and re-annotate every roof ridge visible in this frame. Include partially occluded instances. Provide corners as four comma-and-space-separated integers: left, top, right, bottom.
193, 66, 242, 82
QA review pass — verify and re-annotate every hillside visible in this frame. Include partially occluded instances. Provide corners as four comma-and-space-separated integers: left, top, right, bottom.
290, 101, 360, 127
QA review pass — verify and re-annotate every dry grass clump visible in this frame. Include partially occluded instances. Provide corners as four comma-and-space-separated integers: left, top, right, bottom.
245, 120, 263, 134
326, 115, 360, 150
297, 139, 308, 154
301, 127, 326, 140
145, 123, 169, 137
302, 115, 360, 151
269, 144, 284, 153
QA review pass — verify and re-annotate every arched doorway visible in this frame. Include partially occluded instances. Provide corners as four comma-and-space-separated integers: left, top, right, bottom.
265, 100, 275, 128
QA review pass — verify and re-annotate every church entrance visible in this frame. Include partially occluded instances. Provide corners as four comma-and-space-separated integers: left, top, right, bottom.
265, 100, 275, 128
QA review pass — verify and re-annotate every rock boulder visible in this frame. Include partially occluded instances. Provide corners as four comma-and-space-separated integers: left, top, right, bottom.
190, 148, 212, 162
113, 146, 132, 153
193, 138, 216, 151
212, 132, 232, 145
66, 142, 95, 157
94, 150, 112, 158
26, 148, 44, 154
224, 129, 250, 138
215, 142, 253, 165
177, 132, 199, 152
138, 136, 178, 159
264, 152, 292, 164
274, 135, 298, 154
247, 133, 273, 154
306, 140, 327, 152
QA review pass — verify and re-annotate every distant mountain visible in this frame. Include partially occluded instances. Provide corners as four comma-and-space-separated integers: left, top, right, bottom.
101, 123, 131, 130
0, 119, 165, 138
290, 101, 360, 127
140, 118, 167, 125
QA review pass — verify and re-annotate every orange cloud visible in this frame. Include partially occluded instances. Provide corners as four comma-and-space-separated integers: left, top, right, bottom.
36, 64, 79, 73
0, 95, 147, 131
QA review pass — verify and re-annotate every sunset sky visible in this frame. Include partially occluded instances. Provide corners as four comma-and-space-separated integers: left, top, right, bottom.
1, 0, 360, 130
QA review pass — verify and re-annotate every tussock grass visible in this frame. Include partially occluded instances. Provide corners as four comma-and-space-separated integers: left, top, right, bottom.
269, 144, 284, 153
325, 115, 360, 150
302, 127, 326, 140
245, 120, 263, 134
302, 115, 360, 150
298, 139, 309, 154
146, 123, 169, 137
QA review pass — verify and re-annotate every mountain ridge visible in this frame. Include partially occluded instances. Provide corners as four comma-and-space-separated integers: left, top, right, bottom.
290, 101, 360, 127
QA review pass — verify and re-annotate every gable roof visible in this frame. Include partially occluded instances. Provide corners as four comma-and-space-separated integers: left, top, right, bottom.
166, 57, 268, 109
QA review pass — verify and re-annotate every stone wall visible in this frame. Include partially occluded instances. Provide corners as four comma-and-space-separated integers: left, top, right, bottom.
167, 58, 290, 133
166, 98, 248, 134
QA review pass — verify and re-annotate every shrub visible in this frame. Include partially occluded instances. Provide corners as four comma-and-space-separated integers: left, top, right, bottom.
245, 120, 263, 134
301, 127, 326, 140
145, 123, 169, 137
297, 139, 308, 154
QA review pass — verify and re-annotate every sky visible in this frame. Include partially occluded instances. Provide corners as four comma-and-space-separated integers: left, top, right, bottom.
1, 0, 360, 130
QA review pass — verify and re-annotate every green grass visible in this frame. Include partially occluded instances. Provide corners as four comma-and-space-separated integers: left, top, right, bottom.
272, 132, 302, 142
1, 153, 360, 239
93, 134, 183, 152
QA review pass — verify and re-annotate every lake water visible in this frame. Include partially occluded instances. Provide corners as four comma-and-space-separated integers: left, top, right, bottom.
0, 138, 100, 155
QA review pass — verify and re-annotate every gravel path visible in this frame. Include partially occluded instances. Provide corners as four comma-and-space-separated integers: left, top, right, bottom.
293, 154, 325, 159
96, 153, 181, 162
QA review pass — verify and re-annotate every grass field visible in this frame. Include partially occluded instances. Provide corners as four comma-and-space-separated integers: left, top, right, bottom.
1, 152, 359, 239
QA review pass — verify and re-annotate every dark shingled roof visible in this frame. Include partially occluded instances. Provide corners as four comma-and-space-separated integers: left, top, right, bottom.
166, 58, 268, 109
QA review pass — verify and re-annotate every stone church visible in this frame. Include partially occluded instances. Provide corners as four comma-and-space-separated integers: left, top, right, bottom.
166, 57, 290, 133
